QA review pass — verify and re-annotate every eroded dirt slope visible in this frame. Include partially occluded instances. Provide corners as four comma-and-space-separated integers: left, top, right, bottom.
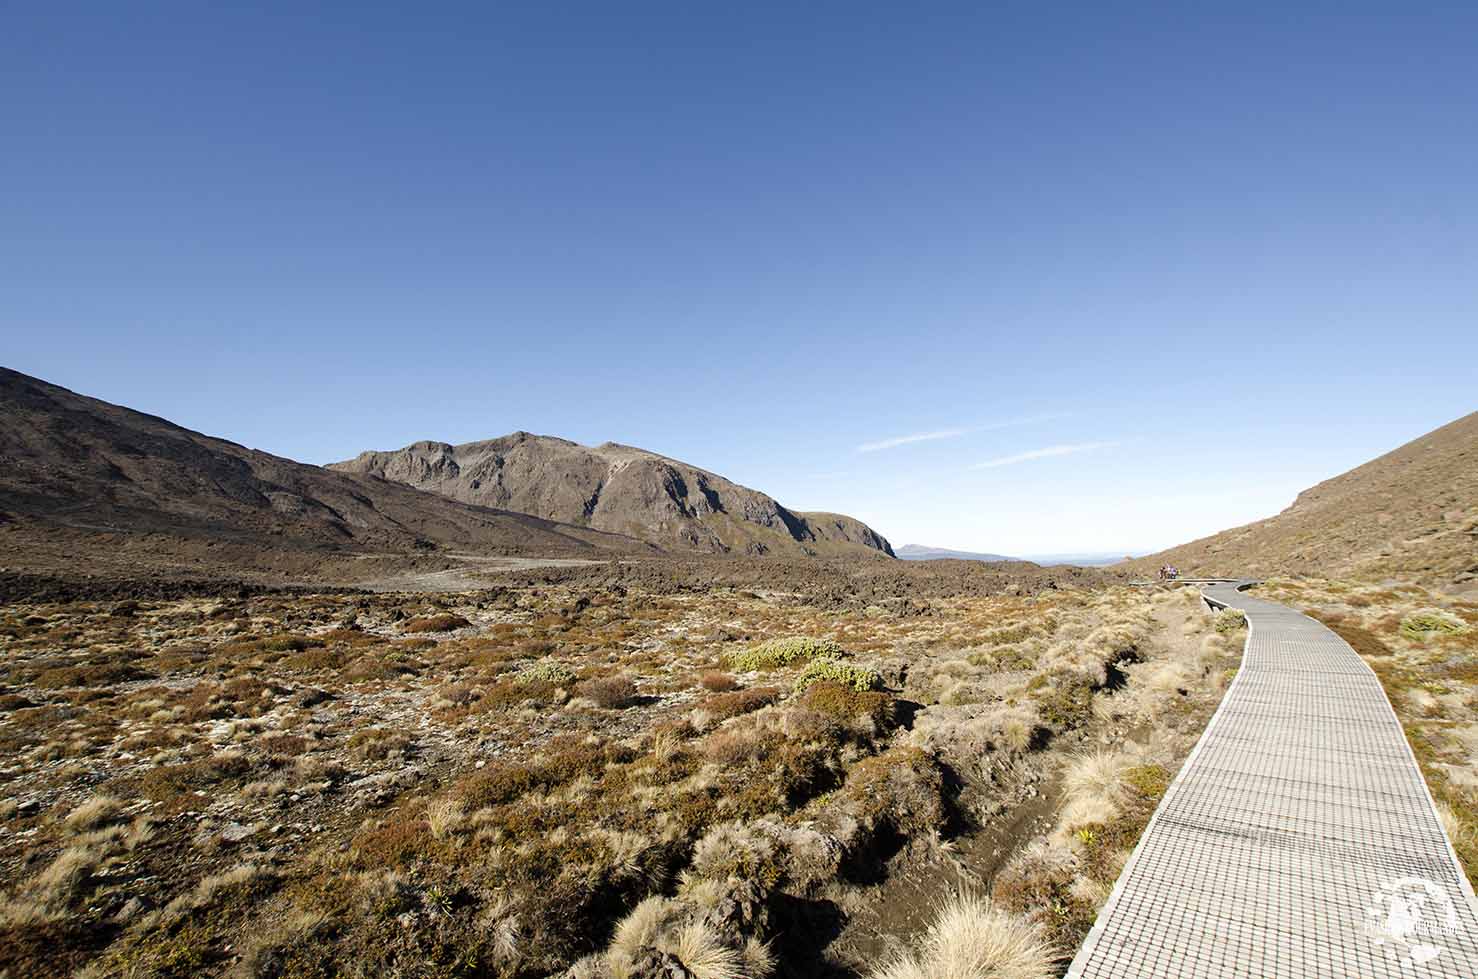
1133, 411, 1478, 589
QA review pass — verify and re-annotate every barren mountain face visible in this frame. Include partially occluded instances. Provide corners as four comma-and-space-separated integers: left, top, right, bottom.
0, 369, 651, 574
1136, 411, 1478, 589
331, 434, 895, 558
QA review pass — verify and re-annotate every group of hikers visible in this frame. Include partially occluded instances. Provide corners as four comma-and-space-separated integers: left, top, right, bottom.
1158, 564, 1181, 581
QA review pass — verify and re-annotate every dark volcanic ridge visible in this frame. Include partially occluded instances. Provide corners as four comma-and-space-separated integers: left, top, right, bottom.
0, 368, 654, 570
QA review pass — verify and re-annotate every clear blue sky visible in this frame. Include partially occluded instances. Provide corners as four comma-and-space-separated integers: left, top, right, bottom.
4, 3, 1475, 555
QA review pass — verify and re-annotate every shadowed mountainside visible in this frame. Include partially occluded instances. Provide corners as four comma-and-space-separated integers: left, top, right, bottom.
0, 368, 655, 578
331, 434, 894, 558
1134, 411, 1477, 588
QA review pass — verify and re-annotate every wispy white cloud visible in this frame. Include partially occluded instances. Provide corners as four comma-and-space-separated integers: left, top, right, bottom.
857, 428, 969, 453
969, 441, 1118, 470
857, 413, 1072, 454
975, 411, 1072, 432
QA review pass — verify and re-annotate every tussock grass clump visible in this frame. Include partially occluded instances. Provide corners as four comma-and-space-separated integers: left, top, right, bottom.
579, 892, 774, 979
1401, 609, 1467, 642
868, 891, 1055, 979
404, 613, 471, 634
63, 794, 124, 834
726, 636, 842, 672
793, 659, 880, 693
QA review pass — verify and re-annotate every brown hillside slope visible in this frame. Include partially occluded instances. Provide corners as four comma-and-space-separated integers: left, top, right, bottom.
1133, 411, 1477, 588
331, 434, 894, 558
0, 368, 652, 579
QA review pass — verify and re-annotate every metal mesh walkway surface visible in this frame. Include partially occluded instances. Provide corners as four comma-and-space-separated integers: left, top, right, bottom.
1065, 581, 1478, 978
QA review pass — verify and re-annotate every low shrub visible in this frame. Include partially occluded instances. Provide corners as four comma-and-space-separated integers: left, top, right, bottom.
692, 686, 781, 724
1308, 613, 1394, 657
457, 763, 544, 809
1029, 670, 1095, 732
577, 674, 638, 709
34, 663, 151, 690
513, 661, 577, 686
264, 635, 323, 653
798, 681, 893, 729
1120, 763, 1171, 800
1401, 610, 1467, 642
698, 670, 739, 692
842, 745, 944, 836
992, 842, 1095, 951
793, 659, 880, 693
726, 636, 843, 671
1212, 609, 1247, 634
404, 614, 471, 634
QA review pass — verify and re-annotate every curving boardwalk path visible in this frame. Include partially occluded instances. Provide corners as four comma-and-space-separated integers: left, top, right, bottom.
1066, 581, 1478, 978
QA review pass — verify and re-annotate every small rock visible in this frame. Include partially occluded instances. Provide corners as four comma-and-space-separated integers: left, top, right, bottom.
220, 822, 255, 844
294, 688, 332, 708
115, 896, 150, 922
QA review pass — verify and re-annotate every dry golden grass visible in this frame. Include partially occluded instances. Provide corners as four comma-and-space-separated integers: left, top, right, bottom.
868, 892, 1055, 979
0, 575, 1237, 978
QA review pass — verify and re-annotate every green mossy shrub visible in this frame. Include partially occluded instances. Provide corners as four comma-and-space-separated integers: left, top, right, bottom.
1213, 609, 1247, 634
793, 658, 881, 693
1401, 610, 1467, 642
1028, 669, 1095, 731
512, 661, 577, 685
726, 636, 843, 671
798, 680, 894, 729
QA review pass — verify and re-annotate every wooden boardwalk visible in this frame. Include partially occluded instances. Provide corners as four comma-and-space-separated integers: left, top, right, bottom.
1065, 581, 1478, 978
